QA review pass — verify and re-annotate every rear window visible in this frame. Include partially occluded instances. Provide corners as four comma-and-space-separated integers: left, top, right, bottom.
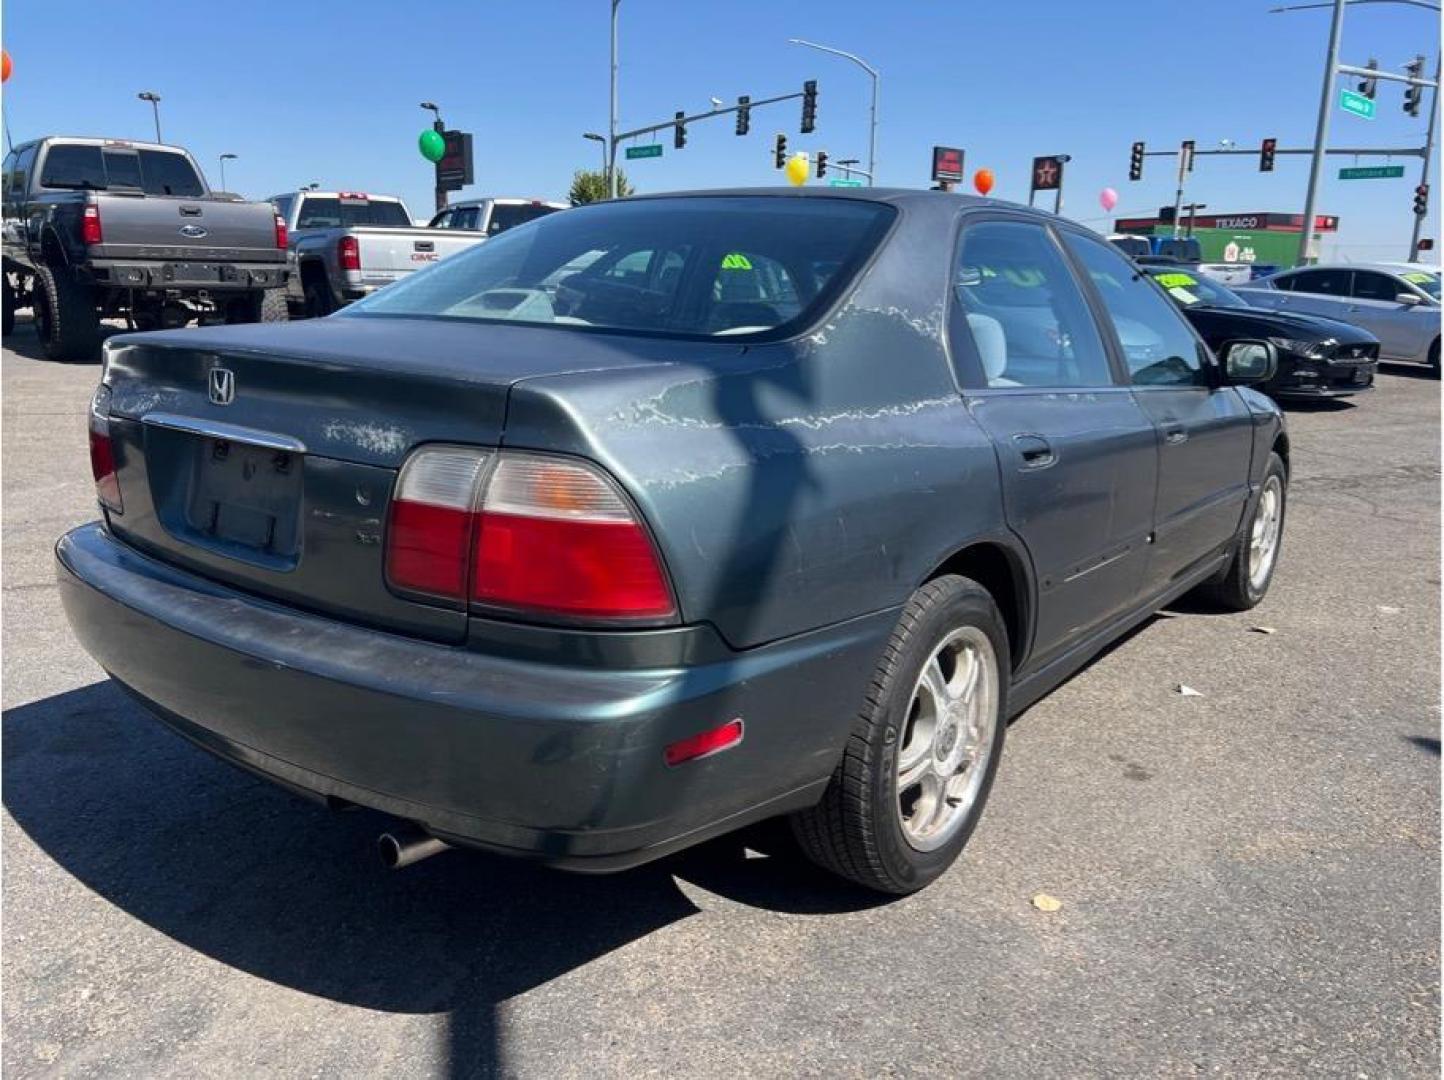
342, 196, 895, 340
295, 197, 412, 229
38, 144, 204, 196
487, 203, 562, 235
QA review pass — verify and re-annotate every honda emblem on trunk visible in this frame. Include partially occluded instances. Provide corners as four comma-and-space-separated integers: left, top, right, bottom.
208, 367, 236, 406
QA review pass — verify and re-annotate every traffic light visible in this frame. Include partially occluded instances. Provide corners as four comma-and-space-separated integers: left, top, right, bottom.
1415, 183, 1429, 217
774, 133, 787, 169
1181, 139, 1196, 172
1260, 137, 1277, 173
1358, 57, 1379, 99
1403, 55, 1425, 117
1419, 238, 1435, 252
816, 151, 828, 178
1159, 205, 1177, 224
800, 79, 817, 134
674, 111, 687, 150
735, 95, 750, 136
1129, 141, 1145, 181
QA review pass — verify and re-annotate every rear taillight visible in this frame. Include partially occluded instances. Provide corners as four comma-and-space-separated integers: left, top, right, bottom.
384, 448, 675, 622
338, 235, 361, 272
88, 385, 122, 513
81, 204, 103, 246
274, 213, 288, 250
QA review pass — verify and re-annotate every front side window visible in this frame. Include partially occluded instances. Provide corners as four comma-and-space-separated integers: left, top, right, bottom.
271, 195, 295, 223
952, 220, 1113, 388
1064, 232, 1207, 387
10, 146, 35, 196
343, 196, 895, 340
1351, 270, 1404, 302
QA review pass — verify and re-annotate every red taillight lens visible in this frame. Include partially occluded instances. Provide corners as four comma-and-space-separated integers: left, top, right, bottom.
338, 235, 360, 271
88, 385, 122, 512
385, 448, 488, 603
472, 455, 675, 619
383, 448, 676, 622
81, 204, 103, 246
274, 214, 288, 250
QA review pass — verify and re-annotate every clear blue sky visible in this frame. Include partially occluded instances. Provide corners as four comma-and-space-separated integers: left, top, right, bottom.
4, 0, 1438, 260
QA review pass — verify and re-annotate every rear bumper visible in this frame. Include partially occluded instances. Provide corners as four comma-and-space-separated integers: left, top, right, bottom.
56, 523, 890, 870
85, 259, 287, 292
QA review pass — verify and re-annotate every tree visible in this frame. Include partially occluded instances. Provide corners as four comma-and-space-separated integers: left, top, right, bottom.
569, 168, 634, 206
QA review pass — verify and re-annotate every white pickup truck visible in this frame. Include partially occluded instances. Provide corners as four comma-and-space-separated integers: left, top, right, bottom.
270, 190, 483, 318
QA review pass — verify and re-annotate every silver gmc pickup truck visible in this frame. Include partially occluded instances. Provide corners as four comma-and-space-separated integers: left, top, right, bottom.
271, 190, 483, 318
2, 137, 289, 360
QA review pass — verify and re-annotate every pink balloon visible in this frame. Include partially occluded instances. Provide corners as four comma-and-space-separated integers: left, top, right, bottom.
1099, 187, 1119, 212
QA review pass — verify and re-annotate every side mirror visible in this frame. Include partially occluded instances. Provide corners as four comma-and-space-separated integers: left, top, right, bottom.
1395, 292, 1422, 306
1221, 340, 1277, 385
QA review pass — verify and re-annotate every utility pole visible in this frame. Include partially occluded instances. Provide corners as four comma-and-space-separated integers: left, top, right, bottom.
420, 101, 445, 215
1171, 141, 1194, 239
1410, 54, 1440, 260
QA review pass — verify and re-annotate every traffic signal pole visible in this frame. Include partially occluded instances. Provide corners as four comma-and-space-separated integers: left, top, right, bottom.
1409, 55, 1440, 261
1297, 0, 1348, 266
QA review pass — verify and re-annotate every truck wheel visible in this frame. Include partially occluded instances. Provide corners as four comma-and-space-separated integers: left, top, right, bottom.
303, 278, 334, 319
790, 575, 1010, 895
224, 290, 289, 325
2, 275, 14, 337
1194, 452, 1287, 612
32, 263, 100, 361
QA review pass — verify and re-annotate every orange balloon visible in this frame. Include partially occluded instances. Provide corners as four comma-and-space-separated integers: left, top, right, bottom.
2, 51, 12, 83
973, 168, 995, 196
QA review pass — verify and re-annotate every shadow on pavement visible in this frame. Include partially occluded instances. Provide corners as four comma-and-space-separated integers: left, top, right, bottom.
2, 681, 889, 1078
1405, 735, 1441, 756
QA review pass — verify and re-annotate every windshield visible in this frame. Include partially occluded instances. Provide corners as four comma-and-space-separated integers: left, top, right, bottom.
38, 144, 204, 196
1143, 268, 1248, 309
343, 196, 896, 339
295, 197, 412, 229
1400, 269, 1441, 299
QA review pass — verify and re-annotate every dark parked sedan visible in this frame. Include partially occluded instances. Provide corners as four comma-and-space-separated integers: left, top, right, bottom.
58, 192, 1289, 894
1140, 265, 1379, 399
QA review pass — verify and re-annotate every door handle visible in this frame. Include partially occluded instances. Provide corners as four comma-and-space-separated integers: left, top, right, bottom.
1012, 434, 1056, 470
1160, 419, 1188, 446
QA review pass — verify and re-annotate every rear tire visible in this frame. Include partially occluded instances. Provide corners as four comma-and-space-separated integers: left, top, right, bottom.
302, 271, 334, 319
790, 575, 1010, 895
224, 289, 289, 325
2, 275, 14, 337
32, 262, 100, 361
1429, 338, 1439, 378
1195, 451, 1287, 612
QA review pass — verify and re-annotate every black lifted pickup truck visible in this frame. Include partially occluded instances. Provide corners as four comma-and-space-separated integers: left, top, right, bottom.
2, 137, 289, 360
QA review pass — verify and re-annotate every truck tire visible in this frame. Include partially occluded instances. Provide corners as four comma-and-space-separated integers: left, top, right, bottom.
2, 275, 14, 337
224, 289, 289, 325
303, 274, 334, 319
32, 262, 101, 361
790, 575, 1010, 894
1194, 452, 1287, 612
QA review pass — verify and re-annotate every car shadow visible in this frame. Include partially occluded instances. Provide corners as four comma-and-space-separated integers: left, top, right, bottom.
1378, 360, 1438, 381
2, 681, 890, 1078
1405, 734, 1441, 756
2, 313, 112, 364
1278, 397, 1356, 414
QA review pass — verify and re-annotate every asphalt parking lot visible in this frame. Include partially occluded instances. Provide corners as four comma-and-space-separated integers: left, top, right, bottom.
2, 318, 1439, 1079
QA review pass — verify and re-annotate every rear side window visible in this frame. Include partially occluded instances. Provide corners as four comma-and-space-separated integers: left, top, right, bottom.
1064, 232, 1207, 387
952, 220, 1113, 388
342, 196, 895, 340
39, 144, 106, 189
1282, 269, 1349, 296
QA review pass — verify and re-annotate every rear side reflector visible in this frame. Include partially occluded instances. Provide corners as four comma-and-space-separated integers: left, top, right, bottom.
473, 455, 675, 619
385, 448, 488, 603
88, 385, 122, 512
665, 720, 744, 767
383, 447, 676, 623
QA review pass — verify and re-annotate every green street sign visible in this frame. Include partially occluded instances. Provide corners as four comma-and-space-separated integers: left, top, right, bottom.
1339, 164, 1405, 180
828, 178, 864, 187
1339, 89, 1377, 120
625, 144, 663, 160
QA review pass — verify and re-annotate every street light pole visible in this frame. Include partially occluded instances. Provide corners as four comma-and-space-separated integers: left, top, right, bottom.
1409, 54, 1440, 260
583, 132, 607, 176
788, 39, 879, 185
137, 91, 162, 143
218, 153, 237, 192
609, 0, 620, 199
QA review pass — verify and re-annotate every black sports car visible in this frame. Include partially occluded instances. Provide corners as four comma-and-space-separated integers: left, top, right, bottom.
1141, 266, 1379, 399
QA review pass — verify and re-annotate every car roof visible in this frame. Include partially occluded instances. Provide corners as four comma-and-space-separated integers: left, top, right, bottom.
1277, 261, 1439, 276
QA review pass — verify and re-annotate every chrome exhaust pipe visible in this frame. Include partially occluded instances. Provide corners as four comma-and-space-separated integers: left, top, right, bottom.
377, 824, 451, 870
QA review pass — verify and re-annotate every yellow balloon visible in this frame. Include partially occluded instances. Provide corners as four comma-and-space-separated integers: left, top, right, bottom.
784, 152, 809, 187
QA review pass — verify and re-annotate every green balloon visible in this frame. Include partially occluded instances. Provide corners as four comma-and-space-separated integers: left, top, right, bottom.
418, 129, 446, 163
